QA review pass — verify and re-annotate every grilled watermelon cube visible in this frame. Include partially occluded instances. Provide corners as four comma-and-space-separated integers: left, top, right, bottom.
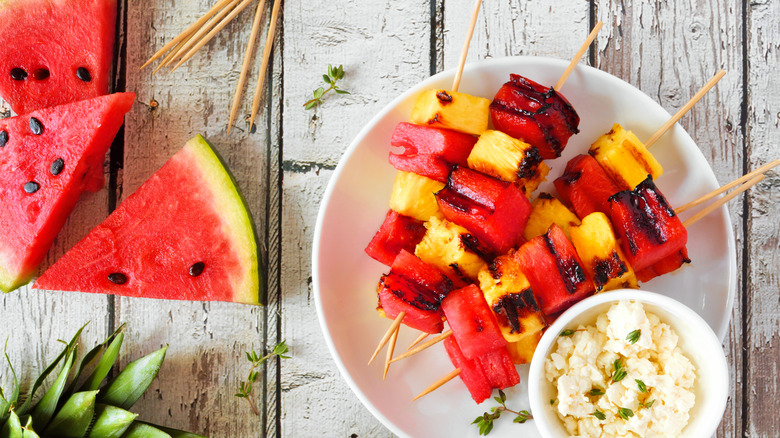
589, 124, 663, 190
466, 129, 546, 193
410, 89, 490, 136
365, 210, 426, 266
388, 171, 445, 221
443, 336, 492, 404
388, 122, 477, 183
608, 177, 688, 272
490, 74, 580, 159
377, 274, 444, 334
475, 347, 520, 390
635, 247, 691, 283
523, 193, 581, 241
414, 217, 486, 285
390, 249, 453, 305
441, 284, 506, 359
569, 212, 638, 291
514, 224, 595, 316
554, 154, 621, 219
435, 166, 531, 255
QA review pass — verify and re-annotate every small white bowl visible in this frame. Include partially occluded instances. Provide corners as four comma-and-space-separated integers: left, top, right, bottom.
528, 289, 729, 438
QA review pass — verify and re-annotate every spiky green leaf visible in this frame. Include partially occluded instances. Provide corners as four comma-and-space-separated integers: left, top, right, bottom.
119, 422, 171, 438
31, 345, 77, 428
100, 346, 167, 410
68, 325, 126, 395
148, 424, 208, 438
44, 390, 98, 437
81, 333, 125, 392
0, 410, 22, 438
89, 404, 137, 438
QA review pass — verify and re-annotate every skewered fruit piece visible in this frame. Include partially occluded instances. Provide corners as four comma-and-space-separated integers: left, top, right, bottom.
636, 247, 691, 283
389, 171, 445, 221
475, 347, 521, 390
514, 224, 595, 316
443, 336, 492, 403
589, 123, 664, 190
441, 284, 506, 359
435, 166, 531, 255
523, 193, 581, 241
415, 217, 486, 285
554, 154, 621, 218
365, 210, 427, 266
477, 254, 546, 344
410, 89, 490, 136
376, 250, 453, 334
389, 122, 477, 183
506, 330, 543, 364
490, 74, 580, 159
608, 177, 688, 272
569, 212, 638, 291
466, 129, 548, 193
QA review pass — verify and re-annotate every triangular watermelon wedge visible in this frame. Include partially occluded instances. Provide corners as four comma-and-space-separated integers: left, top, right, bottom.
35, 136, 263, 305
0, 0, 116, 115
0, 92, 135, 292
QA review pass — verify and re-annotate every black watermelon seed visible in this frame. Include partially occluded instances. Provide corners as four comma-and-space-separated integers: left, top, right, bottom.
50, 158, 65, 176
189, 262, 205, 277
29, 117, 43, 135
23, 181, 40, 193
76, 67, 91, 82
10, 68, 27, 81
0, 130, 7, 147
32, 68, 49, 80
107, 273, 128, 285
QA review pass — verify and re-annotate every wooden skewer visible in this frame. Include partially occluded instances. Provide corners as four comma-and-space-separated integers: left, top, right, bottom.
675, 159, 780, 215
140, 0, 235, 70
227, 0, 267, 133
407, 332, 430, 350
153, 36, 193, 74
644, 69, 726, 148
382, 325, 400, 380
683, 174, 764, 228
451, 0, 482, 93
389, 330, 452, 364
554, 21, 603, 92
164, 0, 241, 70
413, 369, 461, 401
248, 0, 283, 128
368, 312, 405, 365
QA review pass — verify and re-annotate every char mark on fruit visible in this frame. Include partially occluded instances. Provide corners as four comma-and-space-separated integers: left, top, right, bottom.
508, 74, 580, 134
592, 252, 629, 291
543, 234, 587, 295
381, 274, 440, 311
492, 289, 540, 334
436, 90, 453, 104
515, 146, 543, 181
609, 177, 674, 253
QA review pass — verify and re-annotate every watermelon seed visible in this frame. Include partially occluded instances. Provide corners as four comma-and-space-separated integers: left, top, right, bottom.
50, 158, 65, 176
76, 67, 92, 82
32, 68, 49, 80
24, 181, 39, 194
108, 273, 128, 285
29, 117, 43, 135
189, 262, 205, 277
0, 130, 7, 147
10, 68, 27, 81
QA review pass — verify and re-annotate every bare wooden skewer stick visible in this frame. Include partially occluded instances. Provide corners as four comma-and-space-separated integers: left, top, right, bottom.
683, 174, 765, 228
644, 69, 726, 148
153, 38, 190, 74
389, 330, 452, 364
451, 0, 482, 93
413, 369, 461, 401
368, 312, 405, 365
407, 332, 430, 350
140, 0, 234, 69
164, 0, 241, 70
554, 21, 603, 92
227, 0, 267, 133
248, 0, 283, 128
675, 158, 780, 215
383, 325, 400, 380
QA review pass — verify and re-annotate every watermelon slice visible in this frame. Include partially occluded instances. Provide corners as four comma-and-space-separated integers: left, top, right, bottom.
0, 92, 134, 293
35, 136, 262, 304
0, 0, 116, 115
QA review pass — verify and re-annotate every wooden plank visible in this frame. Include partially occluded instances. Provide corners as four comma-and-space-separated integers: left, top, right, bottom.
279, 0, 431, 436
592, 1, 744, 436
120, 1, 273, 434
745, 0, 780, 435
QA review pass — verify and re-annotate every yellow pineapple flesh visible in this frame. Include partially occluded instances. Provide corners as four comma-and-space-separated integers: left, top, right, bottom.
410, 89, 490, 136
467, 129, 547, 195
506, 330, 542, 364
589, 123, 663, 190
523, 193, 581, 241
415, 217, 485, 282
570, 212, 638, 291
388, 171, 445, 221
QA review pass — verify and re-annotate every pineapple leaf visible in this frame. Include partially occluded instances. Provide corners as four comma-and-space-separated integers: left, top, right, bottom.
100, 346, 167, 410
147, 424, 208, 438
116, 422, 171, 438
68, 325, 126, 395
44, 390, 98, 437
3, 339, 20, 407
0, 410, 22, 438
88, 404, 137, 438
20, 415, 39, 438
80, 332, 125, 392
30, 345, 77, 428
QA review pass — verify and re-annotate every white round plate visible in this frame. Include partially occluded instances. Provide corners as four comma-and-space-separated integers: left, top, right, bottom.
312, 56, 736, 438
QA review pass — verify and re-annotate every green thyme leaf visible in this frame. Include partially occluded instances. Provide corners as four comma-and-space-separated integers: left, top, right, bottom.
303, 64, 350, 110
612, 360, 627, 382
550, 399, 556, 405
236, 341, 292, 416
591, 410, 606, 421
626, 329, 641, 344
641, 399, 655, 409
588, 388, 605, 397
559, 329, 576, 337
617, 407, 634, 420
635, 379, 647, 393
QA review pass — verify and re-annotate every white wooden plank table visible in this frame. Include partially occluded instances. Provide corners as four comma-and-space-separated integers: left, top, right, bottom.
1, 0, 778, 436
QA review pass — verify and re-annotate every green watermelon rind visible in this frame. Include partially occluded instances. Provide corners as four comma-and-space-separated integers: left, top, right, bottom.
185, 135, 265, 305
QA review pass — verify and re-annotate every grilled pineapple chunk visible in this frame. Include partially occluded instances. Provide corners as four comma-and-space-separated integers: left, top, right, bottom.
415, 217, 485, 282
478, 254, 546, 344
389, 171, 445, 221
570, 212, 638, 291
589, 123, 663, 190
506, 330, 542, 364
523, 193, 580, 241
467, 130, 548, 194
410, 89, 490, 136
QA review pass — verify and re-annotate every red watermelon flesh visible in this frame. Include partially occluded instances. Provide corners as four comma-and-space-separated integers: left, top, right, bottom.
0, 92, 134, 292
34, 135, 262, 304
0, 0, 116, 115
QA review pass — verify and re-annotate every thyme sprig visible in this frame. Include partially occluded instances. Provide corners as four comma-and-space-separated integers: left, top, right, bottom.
472, 389, 533, 435
235, 340, 291, 415
626, 329, 641, 344
611, 359, 627, 382
303, 64, 350, 110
